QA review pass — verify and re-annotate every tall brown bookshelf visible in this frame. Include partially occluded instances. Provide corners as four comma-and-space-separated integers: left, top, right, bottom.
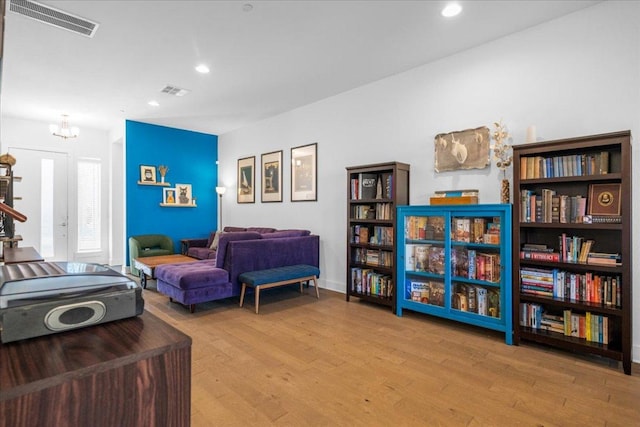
512, 130, 632, 374
346, 162, 410, 312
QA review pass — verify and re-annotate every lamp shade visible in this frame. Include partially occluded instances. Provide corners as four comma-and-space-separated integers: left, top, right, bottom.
216, 186, 226, 195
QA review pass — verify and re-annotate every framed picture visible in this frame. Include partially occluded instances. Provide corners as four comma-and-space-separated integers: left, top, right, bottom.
237, 156, 255, 203
588, 183, 621, 215
175, 183, 193, 205
261, 150, 282, 203
291, 143, 317, 201
139, 164, 156, 183
434, 126, 491, 172
163, 187, 176, 204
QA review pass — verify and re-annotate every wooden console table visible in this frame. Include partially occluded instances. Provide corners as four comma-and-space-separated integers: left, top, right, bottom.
0, 311, 192, 427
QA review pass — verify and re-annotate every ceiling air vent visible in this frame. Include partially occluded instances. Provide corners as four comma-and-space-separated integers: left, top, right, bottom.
9, 0, 99, 38
161, 85, 191, 97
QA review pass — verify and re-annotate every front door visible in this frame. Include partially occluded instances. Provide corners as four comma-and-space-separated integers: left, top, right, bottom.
8, 148, 69, 261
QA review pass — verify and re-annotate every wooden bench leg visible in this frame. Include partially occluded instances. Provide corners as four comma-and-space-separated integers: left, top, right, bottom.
255, 287, 260, 314
240, 283, 247, 307
312, 276, 320, 299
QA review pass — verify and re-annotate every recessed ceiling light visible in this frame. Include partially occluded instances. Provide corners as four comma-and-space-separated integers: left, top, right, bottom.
195, 64, 210, 74
242, 3, 253, 12
441, 3, 462, 18
148, 100, 159, 107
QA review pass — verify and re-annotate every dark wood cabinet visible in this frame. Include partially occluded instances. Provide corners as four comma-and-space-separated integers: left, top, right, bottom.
0, 311, 192, 426
512, 130, 632, 374
346, 162, 410, 311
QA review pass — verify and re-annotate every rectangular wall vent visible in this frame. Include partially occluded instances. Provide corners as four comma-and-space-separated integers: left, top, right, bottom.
9, 0, 99, 38
161, 85, 191, 97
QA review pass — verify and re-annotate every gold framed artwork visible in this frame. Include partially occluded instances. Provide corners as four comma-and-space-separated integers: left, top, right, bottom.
588, 183, 621, 216
139, 164, 156, 183
434, 126, 491, 172
291, 143, 317, 202
261, 150, 282, 203
237, 156, 255, 203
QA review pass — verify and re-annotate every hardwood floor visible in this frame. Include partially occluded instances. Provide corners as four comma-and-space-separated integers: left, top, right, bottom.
141, 284, 640, 426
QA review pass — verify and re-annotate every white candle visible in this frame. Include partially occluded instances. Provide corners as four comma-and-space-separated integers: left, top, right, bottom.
526, 125, 537, 143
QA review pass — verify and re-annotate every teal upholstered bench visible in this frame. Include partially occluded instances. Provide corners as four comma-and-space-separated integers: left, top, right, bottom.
239, 264, 320, 313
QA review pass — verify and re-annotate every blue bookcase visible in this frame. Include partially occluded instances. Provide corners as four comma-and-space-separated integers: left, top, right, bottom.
396, 204, 513, 344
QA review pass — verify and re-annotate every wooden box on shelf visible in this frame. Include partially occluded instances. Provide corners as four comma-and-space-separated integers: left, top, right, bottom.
346, 162, 410, 312
512, 130, 632, 374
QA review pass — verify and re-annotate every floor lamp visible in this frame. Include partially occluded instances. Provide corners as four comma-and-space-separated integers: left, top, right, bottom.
215, 186, 226, 231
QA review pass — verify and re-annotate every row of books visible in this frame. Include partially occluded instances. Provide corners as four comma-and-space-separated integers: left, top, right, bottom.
352, 247, 393, 267
351, 205, 375, 219
405, 215, 445, 240
520, 303, 613, 344
451, 217, 500, 244
350, 225, 393, 246
350, 202, 395, 220
519, 190, 587, 223
520, 267, 621, 307
451, 248, 501, 283
521, 241, 621, 266
452, 283, 501, 318
520, 151, 609, 179
351, 268, 393, 298
405, 215, 500, 243
350, 172, 393, 200
521, 236, 593, 264
406, 244, 445, 274
406, 280, 444, 307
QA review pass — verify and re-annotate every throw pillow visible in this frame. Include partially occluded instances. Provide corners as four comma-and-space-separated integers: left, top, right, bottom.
209, 231, 225, 250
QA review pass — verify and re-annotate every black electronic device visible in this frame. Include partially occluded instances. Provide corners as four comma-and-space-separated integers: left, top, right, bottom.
0, 262, 144, 343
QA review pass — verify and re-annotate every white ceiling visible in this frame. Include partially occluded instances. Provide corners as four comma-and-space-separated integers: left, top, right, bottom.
1, 0, 600, 136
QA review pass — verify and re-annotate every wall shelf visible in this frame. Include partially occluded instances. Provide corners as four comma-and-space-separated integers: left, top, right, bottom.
138, 181, 170, 187
159, 203, 196, 208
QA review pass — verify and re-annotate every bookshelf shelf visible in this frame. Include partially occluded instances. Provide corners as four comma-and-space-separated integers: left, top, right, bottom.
346, 162, 410, 312
513, 130, 632, 375
396, 204, 513, 345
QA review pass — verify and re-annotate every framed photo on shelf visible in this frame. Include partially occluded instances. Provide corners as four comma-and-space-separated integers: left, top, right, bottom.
163, 187, 176, 204
175, 183, 193, 205
588, 183, 621, 215
237, 156, 255, 203
261, 150, 282, 203
140, 165, 156, 183
291, 143, 317, 202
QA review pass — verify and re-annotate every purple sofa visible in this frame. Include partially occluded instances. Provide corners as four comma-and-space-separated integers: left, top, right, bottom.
183, 226, 278, 260
154, 228, 319, 312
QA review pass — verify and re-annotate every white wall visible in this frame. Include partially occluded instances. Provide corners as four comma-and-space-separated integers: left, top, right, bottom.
0, 116, 114, 264
219, 2, 640, 360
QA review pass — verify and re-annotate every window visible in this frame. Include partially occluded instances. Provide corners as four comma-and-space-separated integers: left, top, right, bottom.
77, 159, 101, 251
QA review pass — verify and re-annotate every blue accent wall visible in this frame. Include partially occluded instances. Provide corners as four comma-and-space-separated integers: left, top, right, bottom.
125, 120, 218, 266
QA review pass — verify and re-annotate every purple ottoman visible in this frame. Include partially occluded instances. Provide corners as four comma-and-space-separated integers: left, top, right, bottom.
155, 259, 232, 313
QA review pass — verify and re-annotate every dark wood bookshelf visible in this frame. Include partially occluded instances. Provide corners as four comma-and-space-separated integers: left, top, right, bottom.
512, 130, 632, 374
346, 161, 410, 312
